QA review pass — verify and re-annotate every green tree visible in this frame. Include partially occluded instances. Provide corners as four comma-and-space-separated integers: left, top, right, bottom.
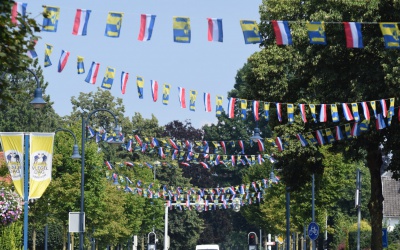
232, 0, 400, 248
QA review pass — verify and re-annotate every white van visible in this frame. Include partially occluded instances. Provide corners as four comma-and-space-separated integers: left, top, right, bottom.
195, 244, 220, 250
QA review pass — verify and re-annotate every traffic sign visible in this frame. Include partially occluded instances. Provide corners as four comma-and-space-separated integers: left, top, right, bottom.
382, 228, 388, 248
308, 222, 319, 241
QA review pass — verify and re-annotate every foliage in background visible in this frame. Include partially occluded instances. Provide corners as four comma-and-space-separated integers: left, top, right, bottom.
0, 186, 23, 226
0, 221, 23, 250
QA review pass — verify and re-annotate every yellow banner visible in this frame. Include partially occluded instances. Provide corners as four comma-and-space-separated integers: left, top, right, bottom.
0, 133, 25, 197
29, 133, 54, 199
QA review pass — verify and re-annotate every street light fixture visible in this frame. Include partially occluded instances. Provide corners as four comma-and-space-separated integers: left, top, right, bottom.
26, 68, 47, 109
250, 122, 262, 142
55, 128, 82, 160
80, 109, 123, 250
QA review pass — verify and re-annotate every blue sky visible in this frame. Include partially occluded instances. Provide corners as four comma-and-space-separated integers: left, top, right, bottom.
25, 0, 262, 128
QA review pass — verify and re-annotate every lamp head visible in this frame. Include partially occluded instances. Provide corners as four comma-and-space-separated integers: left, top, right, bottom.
108, 125, 123, 144
250, 126, 262, 142
30, 88, 46, 109
71, 144, 82, 159
233, 198, 241, 212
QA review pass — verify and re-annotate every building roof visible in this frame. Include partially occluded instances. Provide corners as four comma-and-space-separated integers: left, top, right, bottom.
382, 171, 400, 217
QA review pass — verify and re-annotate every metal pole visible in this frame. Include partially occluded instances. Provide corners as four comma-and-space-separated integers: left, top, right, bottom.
285, 188, 290, 250
67, 232, 70, 250
312, 174, 316, 250
356, 169, 361, 250
303, 226, 306, 250
80, 116, 86, 250
164, 205, 168, 250
259, 228, 262, 250
23, 134, 29, 250
45, 221, 48, 250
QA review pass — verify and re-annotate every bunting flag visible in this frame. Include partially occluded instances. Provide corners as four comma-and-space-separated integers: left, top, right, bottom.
162, 84, 170, 105
296, 133, 308, 146
0, 133, 25, 197
342, 103, 354, 121
189, 90, 197, 111
316, 130, 325, 145
85, 61, 100, 84
252, 100, 259, 121
276, 103, 282, 122
306, 21, 326, 45
42, 6, 60, 32
306, 132, 318, 145
309, 104, 317, 122
271, 20, 292, 45
204, 93, 211, 112
370, 101, 377, 118
138, 14, 156, 41
351, 103, 360, 122
379, 23, 400, 49
29, 133, 54, 199
361, 102, 370, 120
299, 104, 307, 123
376, 113, 386, 130
388, 98, 395, 125
77, 56, 85, 74
331, 104, 339, 122
319, 104, 327, 122
257, 139, 264, 152
137, 76, 144, 99
264, 102, 270, 121
101, 67, 115, 90
178, 87, 186, 108
228, 98, 236, 119
173, 17, 191, 43
44, 43, 53, 67
240, 99, 247, 120
105, 12, 123, 38
325, 129, 335, 143
360, 120, 370, 132
105, 161, 113, 170
159, 147, 165, 158
343, 22, 363, 48
72, 9, 91, 36
381, 99, 387, 117
207, 18, 223, 42
11, 2, 27, 25
284, 103, 293, 124
240, 20, 262, 44
220, 141, 226, 154
238, 140, 245, 154
216, 95, 224, 117
344, 124, 351, 138
335, 126, 344, 141
150, 80, 158, 101
27, 39, 38, 58
351, 123, 360, 137
120, 71, 129, 94
275, 137, 283, 151
57, 50, 70, 73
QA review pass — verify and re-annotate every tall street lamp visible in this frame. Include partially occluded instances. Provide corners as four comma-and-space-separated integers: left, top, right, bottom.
26, 68, 47, 109
80, 109, 122, 250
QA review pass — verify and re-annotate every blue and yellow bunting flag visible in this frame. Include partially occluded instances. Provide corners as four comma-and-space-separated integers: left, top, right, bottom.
105, 12, 124, 38
351, 103, 360, 122
325, 129, 335, 143
379, 22, 400, 49
306, 132, 318, 145
101, 67, 116, 90
173, 17, 191, 43
162, 84, 170, 105
307, 21, 326, 45
344, 124, 351, 138
309, 104, 317, 123
137, 76, 144, 99
240, 20, 262, 44
331, 104, 339, 122
388, 98, 395, 125
264, 102, 270, 121
42, 6, 60, 32
216, 95, 224, 117
189, 90, 197, 111
77, 56, 85, 74
240, 99, 247, 120
287, 104, 294, 124
44, 44, 53, 67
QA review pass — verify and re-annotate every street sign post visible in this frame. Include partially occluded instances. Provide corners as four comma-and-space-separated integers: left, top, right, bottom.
382, 228, 388, 248
308, 222, 319, 241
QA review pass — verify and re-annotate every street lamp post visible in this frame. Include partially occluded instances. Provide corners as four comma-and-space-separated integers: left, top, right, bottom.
80, 109, 122, 250
26, 68, 47, 109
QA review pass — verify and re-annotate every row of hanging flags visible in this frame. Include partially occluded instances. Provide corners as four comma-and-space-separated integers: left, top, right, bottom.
0, 132, 55, 199
12, 3, 400, 48
104, 162, 280, 210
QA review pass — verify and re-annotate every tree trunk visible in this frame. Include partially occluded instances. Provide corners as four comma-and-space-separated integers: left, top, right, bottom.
366, 145, 384, 250
32, 228, 36, 250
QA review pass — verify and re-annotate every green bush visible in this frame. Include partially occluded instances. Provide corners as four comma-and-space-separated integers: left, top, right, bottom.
348, 221, 371, 250
0, 221, 23, 250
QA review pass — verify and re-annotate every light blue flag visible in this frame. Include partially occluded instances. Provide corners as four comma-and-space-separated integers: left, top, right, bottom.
101, 67, 115, 90
173, 17, 191, 43
105, 12, 124, 38
240, 20, 262, 44
307, 21, 326, 45
42, 6, 60, 32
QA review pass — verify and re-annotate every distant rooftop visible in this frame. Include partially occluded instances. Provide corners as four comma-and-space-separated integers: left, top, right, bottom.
382, 171, 400, 217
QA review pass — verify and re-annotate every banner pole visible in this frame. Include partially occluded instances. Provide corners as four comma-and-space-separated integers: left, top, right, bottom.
23, 134, 29, 250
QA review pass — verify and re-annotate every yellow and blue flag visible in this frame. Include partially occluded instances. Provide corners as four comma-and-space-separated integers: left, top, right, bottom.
287, 104, 294, 124
137, 76, 144, 99
173, 17, 191, 43
240, 20, 262, 44
240, 99, 247, 120
77, 56, 85, 74
42, 6, 60, 32
105, 12, 124, 38
306, 21, 326, 45
263, 102, 270, 121
379, 23, 400, 49
309, 104, 317, 122
101, 67, 116, 90
216, 95, 224, 117
162, 84, 170, 105
44, 44, 53, 67
189, 90, 197, 111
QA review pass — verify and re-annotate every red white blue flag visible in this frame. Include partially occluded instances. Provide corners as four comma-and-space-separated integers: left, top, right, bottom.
275, 137, 283, 151
296, 134, 308, 146
238, 140, 244, 154
319, 104, 327, 122
271, 20, 293, 45
105, 161, 113, 170
85, 62, 100, 84
138, 14, 156, 41
343, 22, 363, 48
204, 92, 211, 112
381, 99, 387, 117
11, 2, 27, 25
276, 103, 282, 122
361, 102, 370, 120
72, 9, 91, 36
253, 100, 259, 121
57, 50, 70, 73
316, 130, 325, 145
151, 80, 158, 102
335, 126, 344, 140
299, 104, 307, 123
342, 103, 354, 121
376, 113, 386, 130
207, 18, 223, 42
257, 139, 264, 152
228, 98, 236, 119
178, 87, 186, 108
120, 71, 129, 94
